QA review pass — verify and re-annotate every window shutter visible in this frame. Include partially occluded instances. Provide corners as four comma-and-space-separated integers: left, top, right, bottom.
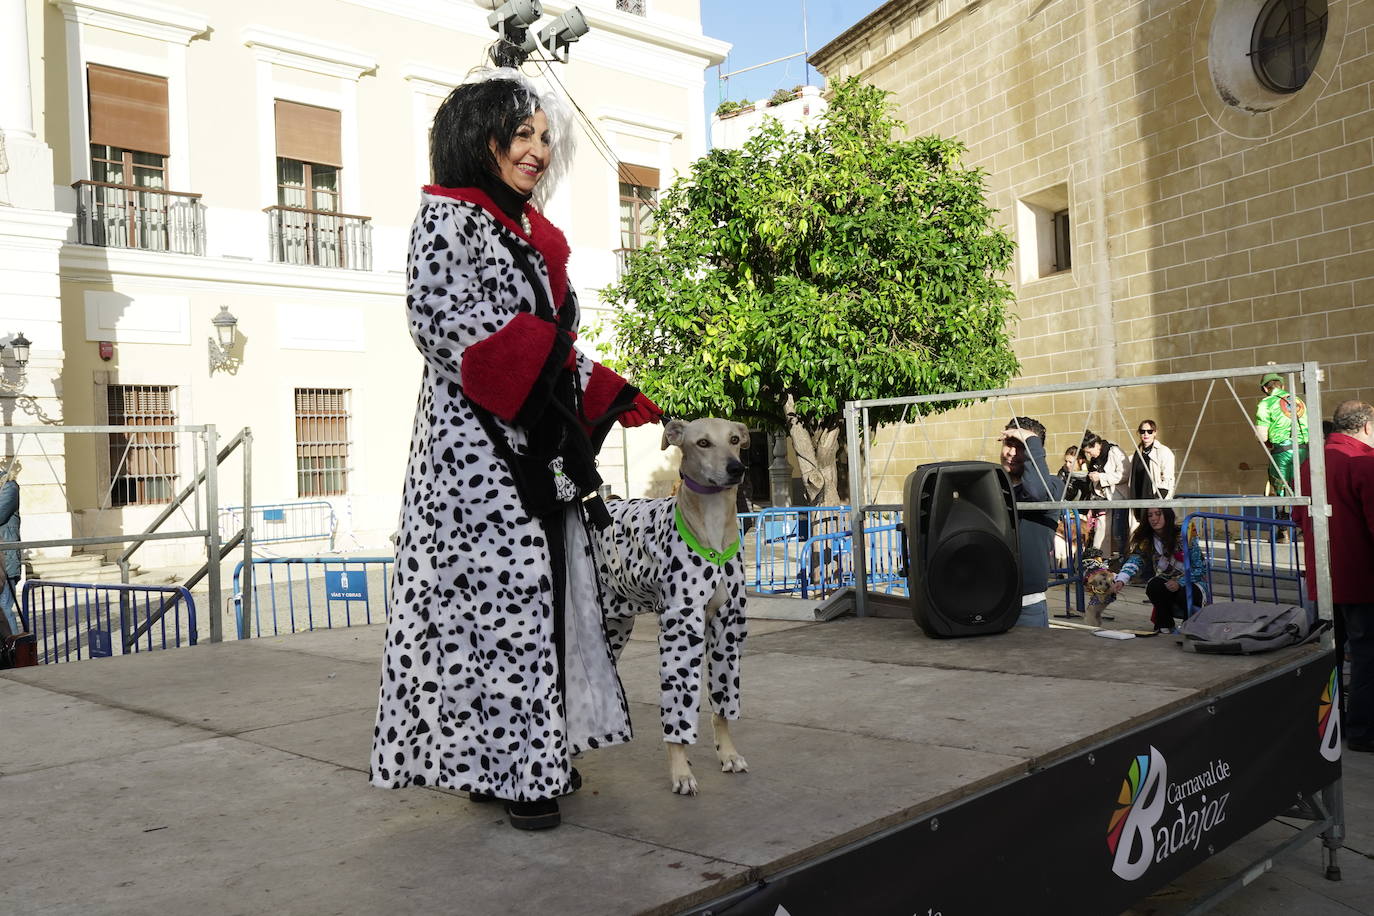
88, 64, 170, 156
619, 164, 660, 188
275, 100, 343, 167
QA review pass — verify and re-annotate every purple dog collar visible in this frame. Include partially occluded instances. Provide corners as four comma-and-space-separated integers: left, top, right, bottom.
680, 473, 727, 495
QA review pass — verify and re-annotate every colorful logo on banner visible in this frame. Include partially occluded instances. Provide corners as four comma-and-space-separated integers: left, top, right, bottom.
1319, 667, 1342, 762
1107, 745, 1233, 881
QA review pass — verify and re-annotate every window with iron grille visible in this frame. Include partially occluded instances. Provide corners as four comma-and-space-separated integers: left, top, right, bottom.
296, 388, 350, 497
107, 385, 178, 507
616, 0, 646, 14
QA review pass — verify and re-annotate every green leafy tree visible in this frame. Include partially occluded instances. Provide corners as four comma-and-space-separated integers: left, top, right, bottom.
601, 78, 1019, 504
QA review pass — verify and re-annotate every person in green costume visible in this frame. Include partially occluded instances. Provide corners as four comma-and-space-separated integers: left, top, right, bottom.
1254, 371, 1309, 539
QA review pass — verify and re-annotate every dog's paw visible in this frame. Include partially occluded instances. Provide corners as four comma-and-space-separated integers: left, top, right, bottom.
718, 752, 748, 773
671, 773, 699, 796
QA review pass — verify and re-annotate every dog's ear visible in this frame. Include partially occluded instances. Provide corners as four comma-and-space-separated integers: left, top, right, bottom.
733, 422, 750, 450
661, 418, 687, 451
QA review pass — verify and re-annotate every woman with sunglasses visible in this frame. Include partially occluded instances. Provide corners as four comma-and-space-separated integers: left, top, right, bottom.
1127, 420, 1175, 522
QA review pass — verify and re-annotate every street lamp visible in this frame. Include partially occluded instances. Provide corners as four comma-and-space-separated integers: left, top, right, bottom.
8, 333, 30, 368
0, 332, 31, 396
208, 306, 240, 374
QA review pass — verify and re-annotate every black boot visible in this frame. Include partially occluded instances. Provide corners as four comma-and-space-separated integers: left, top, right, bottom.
505, 798, 561, 830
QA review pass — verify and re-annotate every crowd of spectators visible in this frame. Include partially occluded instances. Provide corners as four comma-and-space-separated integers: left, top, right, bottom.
1006, 380, 1369, 756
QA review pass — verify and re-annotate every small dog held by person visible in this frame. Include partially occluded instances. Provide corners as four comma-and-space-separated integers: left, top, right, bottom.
1080, 548, 1117, 627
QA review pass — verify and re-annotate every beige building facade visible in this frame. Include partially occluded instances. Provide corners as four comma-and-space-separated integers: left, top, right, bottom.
812, 0, 1373, 501
2, 0, 727, 564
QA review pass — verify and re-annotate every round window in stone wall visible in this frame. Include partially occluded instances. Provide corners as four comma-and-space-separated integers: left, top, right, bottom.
1250, 0, 1328, 92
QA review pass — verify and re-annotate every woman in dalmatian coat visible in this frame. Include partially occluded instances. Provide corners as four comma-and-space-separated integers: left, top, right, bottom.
370, 70, 662, 831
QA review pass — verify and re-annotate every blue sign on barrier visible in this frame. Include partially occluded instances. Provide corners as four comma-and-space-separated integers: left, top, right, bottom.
324, 570, 366, 601
263, 508, 285, 522
88, 629, 113, 658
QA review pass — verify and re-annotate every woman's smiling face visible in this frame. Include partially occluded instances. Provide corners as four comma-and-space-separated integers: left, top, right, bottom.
490, 109, 550, 195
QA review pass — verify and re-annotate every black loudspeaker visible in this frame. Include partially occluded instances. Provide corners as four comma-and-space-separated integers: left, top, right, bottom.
902, 461, 1021, 638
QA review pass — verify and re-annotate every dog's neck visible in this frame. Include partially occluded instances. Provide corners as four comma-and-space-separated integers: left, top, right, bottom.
675, 479, 739, 555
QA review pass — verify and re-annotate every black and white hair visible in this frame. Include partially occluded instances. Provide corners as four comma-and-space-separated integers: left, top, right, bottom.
429, 68, 574, 206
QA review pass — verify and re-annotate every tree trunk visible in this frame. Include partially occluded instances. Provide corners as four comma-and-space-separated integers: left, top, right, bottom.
784, 396, 843, 505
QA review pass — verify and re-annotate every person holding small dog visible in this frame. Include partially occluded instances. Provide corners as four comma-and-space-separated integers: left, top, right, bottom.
371, 70, 662, 831
1000, 417, 1065, 628
1111, 507, 1206, 633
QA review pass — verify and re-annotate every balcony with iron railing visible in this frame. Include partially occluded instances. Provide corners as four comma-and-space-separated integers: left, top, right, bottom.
265, 205, 373, 271
72, 180, 206, 256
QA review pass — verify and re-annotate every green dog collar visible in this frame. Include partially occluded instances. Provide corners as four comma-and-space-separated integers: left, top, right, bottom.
674, 506, 740, 566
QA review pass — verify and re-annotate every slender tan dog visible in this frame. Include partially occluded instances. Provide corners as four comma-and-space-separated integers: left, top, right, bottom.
595, 418, 750, 795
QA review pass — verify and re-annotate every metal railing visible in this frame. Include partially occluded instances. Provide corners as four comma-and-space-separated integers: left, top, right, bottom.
72, 180, 206, 255
843, 362, 1334, 621
1182, 513, 1305, 615
21, 581, 197, 664
115, 426, 254, 644
219, 500, 336, 549
265, 205, 372, 270
233, 556, 392, 638
616, 0, 646, 14
0, 424, 252, 648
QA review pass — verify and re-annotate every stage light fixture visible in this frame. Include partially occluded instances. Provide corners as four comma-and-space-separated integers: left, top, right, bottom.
487, 0, 543, 40
487, 0, 544, 67
520, 6, 589, 63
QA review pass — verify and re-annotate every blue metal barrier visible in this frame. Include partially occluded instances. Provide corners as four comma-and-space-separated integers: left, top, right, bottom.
1049, 509, 1089, 618
798, 523, 908, 599
21, 581, 197, 664
233, 556, 392, 638
219, 501, 338, 549
1182, 513, 1304, 616
738, 506, 902, 597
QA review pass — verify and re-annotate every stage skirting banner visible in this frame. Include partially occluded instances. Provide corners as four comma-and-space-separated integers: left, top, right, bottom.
695, 652, 1342, 916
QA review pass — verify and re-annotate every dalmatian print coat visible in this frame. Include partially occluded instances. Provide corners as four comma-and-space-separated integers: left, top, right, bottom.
371, 188, 633, 802
596, 497, 748, 744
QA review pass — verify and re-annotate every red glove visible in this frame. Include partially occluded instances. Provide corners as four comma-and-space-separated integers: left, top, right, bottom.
618, 392, 663, 428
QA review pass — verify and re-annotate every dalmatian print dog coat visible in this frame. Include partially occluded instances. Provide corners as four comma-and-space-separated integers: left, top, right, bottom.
597, 497, 748, 745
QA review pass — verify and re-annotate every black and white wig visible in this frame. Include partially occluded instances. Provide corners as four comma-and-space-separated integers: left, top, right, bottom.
430, 68, 574, 207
